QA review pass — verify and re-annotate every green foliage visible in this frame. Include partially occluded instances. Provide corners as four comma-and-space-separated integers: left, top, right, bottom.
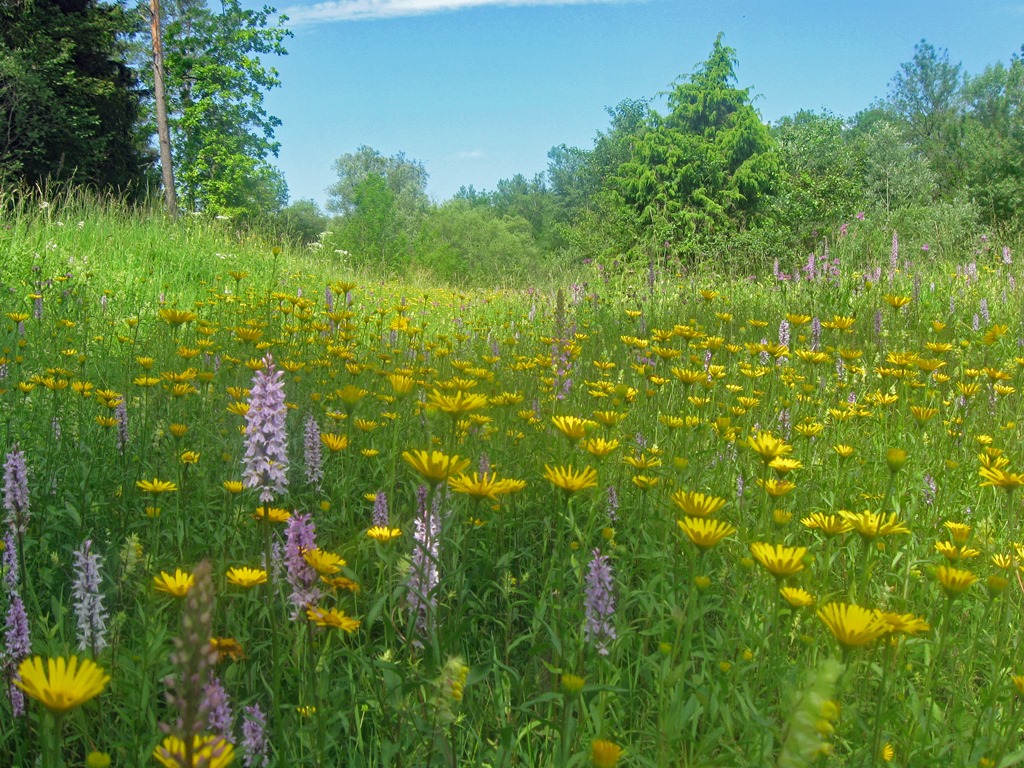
848, 112, 937, 214
771, 110, 860, 241
613, 34, 779, 249
413, 199, 545, 285
886, 40, 965, 192
961, 48, 1024, 228
158, 0, 291, 216
0, 0, 148, 193
272, 198, 329, 245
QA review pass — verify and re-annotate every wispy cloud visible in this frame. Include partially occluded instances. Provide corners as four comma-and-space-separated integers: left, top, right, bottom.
282, 0, 642, 25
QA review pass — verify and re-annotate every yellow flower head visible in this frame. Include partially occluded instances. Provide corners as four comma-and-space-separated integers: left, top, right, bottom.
876, 612, 930, 635
320, 432, 349, 452
750, 542, 808, 578
590, 738, 623, 768
747, 432, 792, 463
302, 548, 345, 575
403, 450, 471, 484
306, 606, 361, 633
253, 506, 291, 523
552, 415, 593, 441
817, 602, 890, 648
153, 569, 194, 598
670, 490, 727, 518
801, 512, 852, 536
936, 565, 979, 597
226, 566, 267, 588
677, 516, 737, 550
367, 526, 403, 542
153, 735, 234, 768
136, 478, 178, 494
543, 464, 598, 494
840, 510, 910, 539
15, 656, 110, 713
780, 586, 815, 608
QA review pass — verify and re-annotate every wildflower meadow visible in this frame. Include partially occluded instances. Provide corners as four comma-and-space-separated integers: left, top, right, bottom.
3, 197, 1024, 768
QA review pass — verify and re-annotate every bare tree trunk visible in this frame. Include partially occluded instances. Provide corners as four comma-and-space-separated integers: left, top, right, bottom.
150, 0, 177, 217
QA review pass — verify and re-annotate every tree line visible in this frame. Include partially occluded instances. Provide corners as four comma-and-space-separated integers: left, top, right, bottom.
2, 14, 1022, 278
0, 0, 288, 216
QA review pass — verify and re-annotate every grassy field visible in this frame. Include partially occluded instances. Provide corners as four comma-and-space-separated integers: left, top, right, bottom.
2, 195, 1024, 767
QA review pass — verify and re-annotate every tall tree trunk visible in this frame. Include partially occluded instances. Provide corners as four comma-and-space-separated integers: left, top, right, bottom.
150, 0, 177, 217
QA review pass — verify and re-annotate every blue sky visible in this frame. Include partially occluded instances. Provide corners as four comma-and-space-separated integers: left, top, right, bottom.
239, 0, 1024, 207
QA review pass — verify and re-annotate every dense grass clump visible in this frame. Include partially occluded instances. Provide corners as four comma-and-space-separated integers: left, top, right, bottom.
1, 195, 1024, 767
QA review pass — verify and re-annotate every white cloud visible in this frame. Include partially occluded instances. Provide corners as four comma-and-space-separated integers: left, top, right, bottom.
282, 0, 642, 25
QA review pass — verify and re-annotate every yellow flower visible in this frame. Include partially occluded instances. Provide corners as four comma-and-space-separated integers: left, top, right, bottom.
320, 432, 349, 452
583, 437, 620, 457
833, 444, 855, 459
367, 526, 403, 542
136, 478, 178, 494
153, 569, 194, 598
158, 308, 199, 326
876, 612, 930, 635
885, 448, 908, 472
448, 472, 508, 501
800, 512, 852, 536
222, 480, 244, 494
758, 477, 797, 498
840, 510, 910, 539
15, 656, 110, 713
780, 587, 815, 607
180, 450, 201, 465
747, 432, 792, 463
677, 517, 737, 550
817, 602, 889, 648
253, 506, 290, 523
306, 606, 361, 633
979, 465, 1024, 492
590, 739, 623, 768
543, 464, 598, 494
302, 548, 345, 575
426, 389, 489, 417
226, 567, 267, 588
403, 449, 471, 484
936, 565, 978, 597
552, 415, 593, 441
750, 542, 808, 578
153, 735, 234, 768
669, 490, 727, 518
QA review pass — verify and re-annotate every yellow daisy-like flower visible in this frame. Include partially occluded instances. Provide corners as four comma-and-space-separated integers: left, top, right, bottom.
180, 450, 201, 465
769, 457, 803, 474
1011, 673, 1024, 697
780, 586, 815, 608
222, 480, 244, 494
758, 477, 797, 498
367, 526, 403, 542
817, 602, 890, 648
210, 637, 246, 662
833, 444, 855, 459
840, 510, 910, 539
302, 548, 345, 575
320, 432, 349, 452
448, 472, 507, 501
153, 569, 194, 598
402, 450, 471, 485
677, 516, 737, 550
543, 464, 598, 494
670, 490, 727, 518
943, 521, 971, 543
747, 432, 792, 463
936, 565, 979, 597
15, 656, 110, 713
226, 567, 267, 588
158, 308, 199, 327
306, 606, 361, 633
321, 575, 361, 592
800, 512, 852, 536
583, 437, 620, 457
153, 735, 234, 768
876, 612, 930, 635
253, 506, 291, 523
750, 542, 808, 578
136, 478, 178, 494
979, 465, 1024, 492
552, 415, 593, 442
426, 389, 489, 417
590, 738, 623, 768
